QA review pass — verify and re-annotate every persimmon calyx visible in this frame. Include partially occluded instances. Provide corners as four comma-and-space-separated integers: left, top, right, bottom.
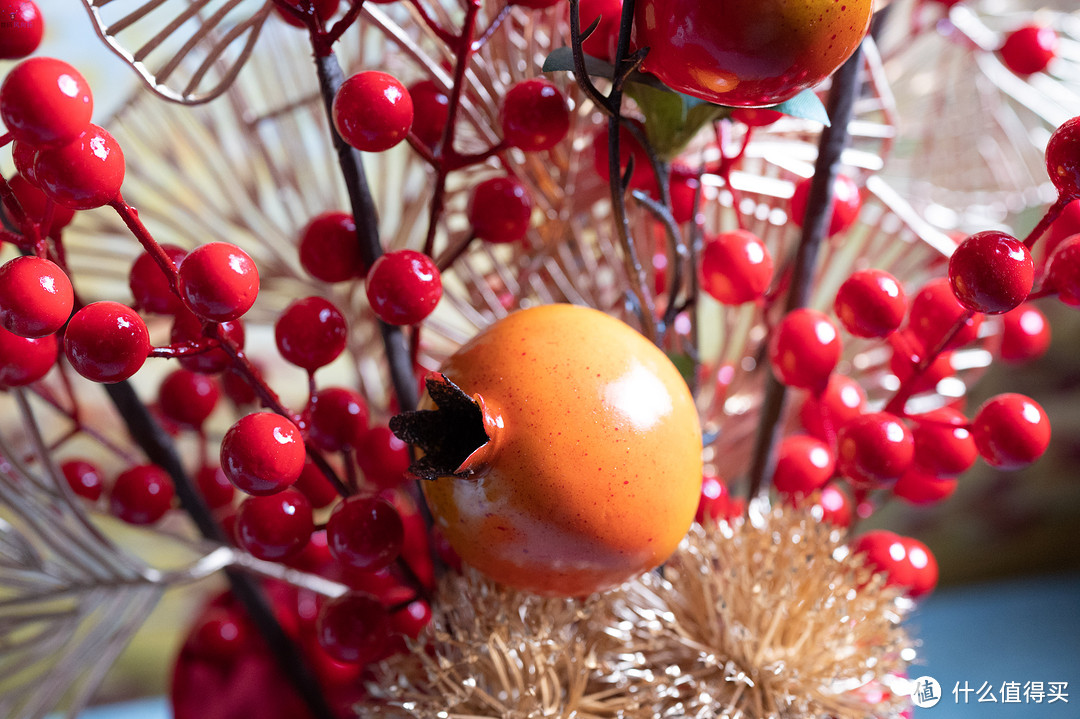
388, 373, 495, 480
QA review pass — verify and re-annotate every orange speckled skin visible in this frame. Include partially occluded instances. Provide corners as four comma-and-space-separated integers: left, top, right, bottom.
421, 304, 702, 597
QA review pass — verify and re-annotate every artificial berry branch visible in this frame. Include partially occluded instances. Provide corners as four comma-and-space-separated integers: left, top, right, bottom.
745, 43, 865, 501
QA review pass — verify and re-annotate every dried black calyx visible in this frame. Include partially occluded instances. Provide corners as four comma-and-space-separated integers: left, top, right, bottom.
388, 373, 490, 481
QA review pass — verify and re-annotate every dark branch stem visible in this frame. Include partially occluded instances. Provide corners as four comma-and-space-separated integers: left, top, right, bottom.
745, 45, 865, 501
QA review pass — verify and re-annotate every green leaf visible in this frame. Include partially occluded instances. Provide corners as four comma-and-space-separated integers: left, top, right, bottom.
625, 81, 725, 159
771, 88, 830, 126
666, 352, 696, 389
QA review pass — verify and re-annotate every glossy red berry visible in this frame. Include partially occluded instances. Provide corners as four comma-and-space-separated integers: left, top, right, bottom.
971, 393, 1050, 469
836, 411, 914, 486
695, 474, 735, 524
0, 57, 92, 146
390, 598, 432, 639
1000, 303, 1051, 363
316, 592, 390, 664
851, 530, 915, 590
1043, 199, 1080, 259
61, 458, 104, 502
591, 123, 651, 189
221, 366, 258, 406
769, 308, 842, 391
195, 465, 235, 511
274, 296, 347, 372
772, 434, 834, 498
292, 459, 339, 510
814, 483, 852, 527
667, 165, 701, 224
948, 230, 1033, 314
159, 368, 221, 429
177, 242, 259, 322
999, 25, 1058, 76
332, 71, 412, 153
110, 464, 175, 525
34, 124, 125, 210
0, 326, 56, 387
799, 374, 867, 441
236, 488, 313, 561
577, 0, 622, 61
357, 425, 411, 490
191, 607, 249, 660
406, 80, 449, 147
129, 244, 186, 315
308, 387, 369, 452
326, 495, 403, 571
910, 406, 977, 476
3, 172, 77, 234
700, 229, 773, 305
903, 537, 939, 599
274, 0, 340, 27
731, 108, 785, 128
63, 301, 149, 383
500, 78, 570, 152
365, 249, 441, 325
908, 277, 983, 350
298, 212, 365, 282
892, 467, 958, 506
170, 310, 246, 375
834, 268, 906, 338
221, 412, 307, 495
1045, 116, 1080, 199
790, 173, 861, 238
0, 0, 43, 59
11, 140, 37, 183
0, 256, 73, 338
1047, 235, 1080, 307
889, 335, 955, 395
468, 176, 533, 244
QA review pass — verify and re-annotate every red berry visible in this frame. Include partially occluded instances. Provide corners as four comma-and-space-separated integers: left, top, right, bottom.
468, 176, 533, 244
814, 482, 852, 527
298, 212, 365, 282
1042, 199, 1080, 259
129, 244, 186, 315
63, 301, 149, 383
0, 325, 55, 387
836, 411, 914, 486
790, 173, 861, 237
196, 465, 235, 511
221, 366, 258, 406
799, 374, 867, 441
292, 459, 339, 510
316, 592, 390, 664
274, 0, 340, 26
159, 368, 221, 429
772, 434, 834, 498
999, 25, 1058, 76
191, 607, 250, 659
591, 123, 651, 189
769, 308, 842, 391
577, 0, 622, 62
1047, 235, 1080, 306
668, 165, 701, 224
851, 530, 915, 590
110, 464, 175, 525
365, 249, 441, 326
236, 489, 313, 561
910, 406, 976, 476
902, 537, 939, 599
892, 467, 958, 506
170, 310, 246, 375
308, 387, 369, 452
177, 242, 259, 322
11, 141, 37, 183
971, 393, 1050, 469
948, 230, 1033, 314
0, 57, 92, 146
390, 598, 431, 639
407, 80, 449, 147
34, 124, 125, 210
274, 296, 347, 372
731, 107, 784, 128
61, 458, 104, 501
0, 0, 43, 59
908, 277, 983, 350
326, 495, 403, 571
1000, 303, 1050, 363
834, 268, 906, 338
889, 337, 955, 396
500, 78, 570, 152
700, 229, 773, 304
0, 256, 73, 337
357, 425, 411, 490
1045, 116, 1080, 199
332, 71, 412, 153
4, 172, 76, 233
695, 474, 733, 524
221, 412, 307, 495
